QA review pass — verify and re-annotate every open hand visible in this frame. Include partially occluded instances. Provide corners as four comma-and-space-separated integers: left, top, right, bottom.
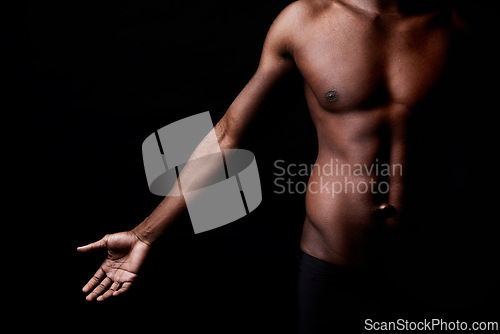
77, 231, 150, 301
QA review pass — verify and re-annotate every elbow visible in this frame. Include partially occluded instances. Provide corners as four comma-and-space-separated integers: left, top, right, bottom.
215, 119, 238, 150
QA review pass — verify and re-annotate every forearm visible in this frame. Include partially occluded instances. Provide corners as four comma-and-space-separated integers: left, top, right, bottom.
132, 121, 237, 245
132, 195, 187, 245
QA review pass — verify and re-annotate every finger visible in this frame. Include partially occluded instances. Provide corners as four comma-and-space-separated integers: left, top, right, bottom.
82, 267, 106, 293
97, 281, 121, 302
113, 282, 133, 297
77, 235, 108, 253
86, 277, 112, 301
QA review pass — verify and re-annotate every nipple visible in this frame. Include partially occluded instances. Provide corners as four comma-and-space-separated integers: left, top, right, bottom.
373, 203, 397, 220
325, 90, 339, 103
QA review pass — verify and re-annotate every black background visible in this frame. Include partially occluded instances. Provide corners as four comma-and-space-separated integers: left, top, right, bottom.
9, 0, 499, 332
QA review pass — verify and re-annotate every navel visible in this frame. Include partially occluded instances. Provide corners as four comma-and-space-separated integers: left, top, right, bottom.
325, 90, 339, 103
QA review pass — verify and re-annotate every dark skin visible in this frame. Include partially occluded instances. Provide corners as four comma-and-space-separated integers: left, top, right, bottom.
78, 0, 466, 301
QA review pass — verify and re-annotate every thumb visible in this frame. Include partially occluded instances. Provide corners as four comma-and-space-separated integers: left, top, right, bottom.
77, 235, 109, 253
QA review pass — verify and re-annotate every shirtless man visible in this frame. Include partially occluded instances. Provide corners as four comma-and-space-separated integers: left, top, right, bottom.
78, 0, 467, 331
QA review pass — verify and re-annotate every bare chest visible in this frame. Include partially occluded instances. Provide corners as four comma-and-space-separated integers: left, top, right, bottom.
293, 12, 453, 111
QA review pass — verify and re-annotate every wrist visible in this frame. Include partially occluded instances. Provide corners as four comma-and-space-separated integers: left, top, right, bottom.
131, 224, 154, 247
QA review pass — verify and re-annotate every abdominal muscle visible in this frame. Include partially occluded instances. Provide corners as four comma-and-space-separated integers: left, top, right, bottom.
300, 115, 407, 267
301, 163, 388, 266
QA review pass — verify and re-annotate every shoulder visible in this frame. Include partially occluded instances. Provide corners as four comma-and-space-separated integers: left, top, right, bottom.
274, 0, 330, 25
269, 1, 304, 32
266, 0, 329, 53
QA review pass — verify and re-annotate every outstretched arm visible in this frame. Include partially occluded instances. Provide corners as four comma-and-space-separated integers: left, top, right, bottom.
78, 4, 298, 301
131, 5, 297, 244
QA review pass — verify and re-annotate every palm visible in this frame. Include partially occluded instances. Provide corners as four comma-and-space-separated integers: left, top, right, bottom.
102, 233, 147, 282
78, 231, 150, 301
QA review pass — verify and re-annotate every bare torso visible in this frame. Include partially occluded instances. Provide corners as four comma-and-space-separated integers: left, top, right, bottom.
291, 0, 455, 265
78, 0, 477, 304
